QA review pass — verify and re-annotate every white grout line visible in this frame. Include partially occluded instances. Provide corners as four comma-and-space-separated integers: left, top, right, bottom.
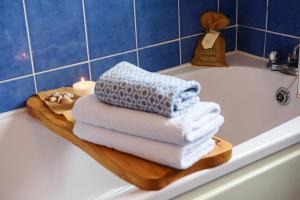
1, 25, 242, 84
225, 24, 237, 30
1, 38, 183, 83
138, 38, 180, 50
217, 0, 220, 12
180, 25, 237, 41
35, 60, 90, 75
3, 0, 299, 87
81, 0, 92, 80
0, 74, 34, 84
239, 25, 300, 40
235, 0, 239, 51
89, 49, 137, 63
177, 0, 182, 65
181, 33, 201, 40
22, 0, 37, 93
263, 0, 269, 57
132, 0, 140, 67
267, 30, 300, 40
239, 24, 265, 32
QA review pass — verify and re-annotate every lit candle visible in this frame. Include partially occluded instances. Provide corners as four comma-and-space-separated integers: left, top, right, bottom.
72, 77, 96, 97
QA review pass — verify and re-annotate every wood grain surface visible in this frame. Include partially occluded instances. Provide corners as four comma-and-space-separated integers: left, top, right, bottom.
27, 96, 232, 190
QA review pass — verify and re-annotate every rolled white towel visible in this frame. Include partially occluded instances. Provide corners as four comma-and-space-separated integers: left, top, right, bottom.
72, 95, 223, 145
73, 122, 216, 169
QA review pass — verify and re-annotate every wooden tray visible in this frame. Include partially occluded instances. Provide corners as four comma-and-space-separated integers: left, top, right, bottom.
27, 96, 232, 190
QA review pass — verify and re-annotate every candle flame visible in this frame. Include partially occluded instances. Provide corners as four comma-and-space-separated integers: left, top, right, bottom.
80, 77, 85, 82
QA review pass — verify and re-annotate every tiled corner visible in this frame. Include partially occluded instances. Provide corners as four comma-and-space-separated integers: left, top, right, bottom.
219, 0, 236, 26
237, 27, 265, 57
136, 0, 178, 47
91, 52, 137, 81
26, 0, 87, 72
0, 1, 32, 81
36, 64, 89, 92
265, 33, 299, 61
221, 27, 236, 52
237, 0, 299, 57
85, 0, 136, 59
0, 77, 35, 113
238, 0, 267, 29
181, 36, 199, 64
180, 0, 218, 37
181, 27, 236, 64
139, 42, 180, 72
268, 0, 300, 37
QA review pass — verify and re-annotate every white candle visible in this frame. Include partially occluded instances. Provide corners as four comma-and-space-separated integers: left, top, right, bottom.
72, 77, 96, 97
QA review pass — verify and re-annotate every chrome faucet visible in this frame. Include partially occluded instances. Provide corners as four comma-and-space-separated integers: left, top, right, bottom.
267, 44, 299, 76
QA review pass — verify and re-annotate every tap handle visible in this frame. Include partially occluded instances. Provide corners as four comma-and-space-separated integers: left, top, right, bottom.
291, 44, 299, 60
269, 51, 278, 63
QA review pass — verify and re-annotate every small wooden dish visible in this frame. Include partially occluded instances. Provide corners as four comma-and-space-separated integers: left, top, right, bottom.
26, 96, 232, 190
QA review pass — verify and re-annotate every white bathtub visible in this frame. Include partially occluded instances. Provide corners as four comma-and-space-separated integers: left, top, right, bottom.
1, 53, 300, 200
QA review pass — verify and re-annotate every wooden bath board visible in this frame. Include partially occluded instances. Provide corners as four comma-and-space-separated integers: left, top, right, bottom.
27, 96, 232, 190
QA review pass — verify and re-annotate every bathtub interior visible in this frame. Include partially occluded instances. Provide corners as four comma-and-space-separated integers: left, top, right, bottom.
176, 65, 300, 146
0, 114, 132, 200
1, 53, 300, 200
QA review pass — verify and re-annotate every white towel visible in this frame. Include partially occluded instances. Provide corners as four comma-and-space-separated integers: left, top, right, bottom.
72, 95, 223, 145
73, 122, 216, 169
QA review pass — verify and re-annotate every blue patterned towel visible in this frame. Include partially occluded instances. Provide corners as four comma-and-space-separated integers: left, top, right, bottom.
94, 62, 201, 117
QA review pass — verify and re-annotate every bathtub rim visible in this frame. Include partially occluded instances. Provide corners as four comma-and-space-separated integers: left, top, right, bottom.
1, 52, 299, 200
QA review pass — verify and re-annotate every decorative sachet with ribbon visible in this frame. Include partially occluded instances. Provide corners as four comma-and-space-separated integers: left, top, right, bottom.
192, 12, 230, 67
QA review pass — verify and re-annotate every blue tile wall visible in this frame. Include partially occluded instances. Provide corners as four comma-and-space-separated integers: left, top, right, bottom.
136, 0, 178, 47
237, 0, 300, 58
0, 0, 237, 114
221, 27, 236, 52
181, 36, 199, 64
91, 52, 137, 81
238, 27, 265, 57
180, 0, 218, 37
238, 0, 267, 29
268, 0, 300, 37
85, 0, 136, 59
0, 77, 35, 113
219, 0, 236, 26
139, 42, 180, 72
36, 64, 89, 92
265, 33, 299, 61
26, 0, 87, 72
0, 1, 32, 81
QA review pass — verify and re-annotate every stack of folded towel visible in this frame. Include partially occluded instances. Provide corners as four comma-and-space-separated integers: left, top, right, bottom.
72, 62, 224, 169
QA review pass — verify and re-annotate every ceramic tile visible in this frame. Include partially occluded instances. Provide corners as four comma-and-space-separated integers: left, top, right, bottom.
36, 64, 89, 92
265, 33, 299, 61
237, 27, 265, 56
139, 42, 180, 72
219, 0, 236, 26
180, 0, 218, 37
86, 0, 136, 59
26, 0, 87, 72
136, 0, 178, 47
91, 52, 137, 80
0, 1, 32, 81
222, 27, 236, 52
181, 36, 199, 64
238, 0, 267, 29
0, 77, 35, 113
268, 0, 300, 37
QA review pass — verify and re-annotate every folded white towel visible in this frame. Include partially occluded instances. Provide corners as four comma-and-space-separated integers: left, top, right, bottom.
73, 122, 216, 169
72, 95, 223, 145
